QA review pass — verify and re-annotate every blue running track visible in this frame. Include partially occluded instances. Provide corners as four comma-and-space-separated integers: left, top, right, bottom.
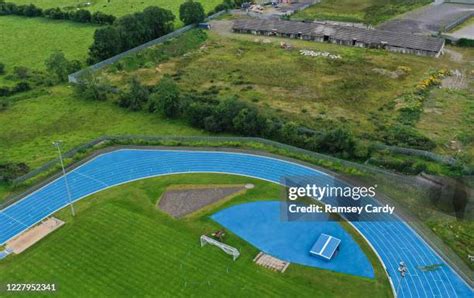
0, 149, 472, 297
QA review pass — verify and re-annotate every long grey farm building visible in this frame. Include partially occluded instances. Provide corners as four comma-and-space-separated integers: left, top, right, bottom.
232, 19, 445, 57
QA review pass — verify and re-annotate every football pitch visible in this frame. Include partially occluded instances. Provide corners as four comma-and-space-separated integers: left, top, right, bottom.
0, 174, 391, 297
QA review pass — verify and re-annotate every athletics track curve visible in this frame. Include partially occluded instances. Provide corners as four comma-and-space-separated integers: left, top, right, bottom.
0, 149, 472, 297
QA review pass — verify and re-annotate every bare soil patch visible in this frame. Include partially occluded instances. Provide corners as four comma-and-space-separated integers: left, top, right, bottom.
158, 185, 247, 218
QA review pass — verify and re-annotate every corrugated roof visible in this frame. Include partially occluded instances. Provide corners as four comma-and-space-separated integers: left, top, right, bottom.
233, 19, 445, 53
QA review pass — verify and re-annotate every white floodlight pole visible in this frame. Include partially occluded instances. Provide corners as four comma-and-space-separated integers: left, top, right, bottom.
53, 141, 76, 217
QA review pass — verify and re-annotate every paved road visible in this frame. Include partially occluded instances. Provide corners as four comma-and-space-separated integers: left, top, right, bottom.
0, 149, 472, 297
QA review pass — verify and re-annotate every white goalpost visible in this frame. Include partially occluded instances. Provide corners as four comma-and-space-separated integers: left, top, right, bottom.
200, 235, 240, 261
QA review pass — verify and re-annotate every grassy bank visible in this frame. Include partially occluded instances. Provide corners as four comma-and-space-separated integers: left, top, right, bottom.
0, 174, 392, 297
0, 86, 205, 169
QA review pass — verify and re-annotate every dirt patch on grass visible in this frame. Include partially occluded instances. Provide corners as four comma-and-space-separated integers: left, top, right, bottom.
158, 185, 247, 218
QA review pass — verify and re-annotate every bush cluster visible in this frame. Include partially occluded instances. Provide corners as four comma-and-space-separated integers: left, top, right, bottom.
45, 51, 82, 82
0, 162, 29, 182
457, 38, 474, 48
381, 124, 436, 150
0, 1, 115, 25
88, 6, 175, 64
0, 81, 30, 97
368, 155, 427, 175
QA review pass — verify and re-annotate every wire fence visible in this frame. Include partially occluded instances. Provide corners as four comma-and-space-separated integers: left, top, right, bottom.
372, 143, 459, 166
68, 10, 227, 83
9, 135, 396, 186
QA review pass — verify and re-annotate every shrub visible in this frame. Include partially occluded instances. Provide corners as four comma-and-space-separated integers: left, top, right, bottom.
382, 124, 436, 150
0, 162, 30, 182
91, 11, 116, 25
13, 66, 30, 80
316, 128, 357, 158
232, 107, 267, 136
0, 99, 8, 111
43, 7, 66, 19
457, 38, 474, 48
68, 9, 91, 23
118, 78, 150, 111
18, 3, 42, 17
0, 87, 9, 97
0, 62, 5, 75
368, 155, 427, 174
45, 51, 82, 82
12, 81, 30, 93
148, 76, 181, 117
74, 71, 112, 101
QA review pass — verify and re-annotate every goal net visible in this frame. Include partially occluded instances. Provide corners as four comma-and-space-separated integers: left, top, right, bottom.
200, 235, 240, 261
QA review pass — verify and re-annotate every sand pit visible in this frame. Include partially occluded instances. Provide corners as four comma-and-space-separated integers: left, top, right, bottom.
6, 217, 64, 254
158, 185, 247, 218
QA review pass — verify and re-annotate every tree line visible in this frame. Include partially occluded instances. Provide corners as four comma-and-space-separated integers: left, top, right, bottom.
87, 0, 212, 64
74, 74, 360, 160
0, 1, 115, 25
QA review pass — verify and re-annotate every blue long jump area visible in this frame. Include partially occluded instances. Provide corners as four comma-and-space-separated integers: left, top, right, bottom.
0, 149, 472, 297
211, 201, 374, 278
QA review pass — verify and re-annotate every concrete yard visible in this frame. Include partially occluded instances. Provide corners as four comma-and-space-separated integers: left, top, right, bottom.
449, 21, 474, 39
378, 3, 474, 34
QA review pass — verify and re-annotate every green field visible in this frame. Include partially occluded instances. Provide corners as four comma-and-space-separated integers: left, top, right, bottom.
292, 0, 431, 24
0, 174, 392, 297
0, 16, 96, 73
12, 0, 222, 17
0, 0, 221, 75
0, 86, 204, 168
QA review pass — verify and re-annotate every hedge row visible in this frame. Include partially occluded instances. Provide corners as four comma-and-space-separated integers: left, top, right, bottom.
0, 1, 115, 25
75, 72, 361, 160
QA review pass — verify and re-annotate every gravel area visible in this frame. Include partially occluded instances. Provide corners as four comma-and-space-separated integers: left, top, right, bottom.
158, 186, 246, 218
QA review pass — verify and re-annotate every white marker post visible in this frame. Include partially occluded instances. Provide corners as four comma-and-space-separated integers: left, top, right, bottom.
53, 141, 75, 217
